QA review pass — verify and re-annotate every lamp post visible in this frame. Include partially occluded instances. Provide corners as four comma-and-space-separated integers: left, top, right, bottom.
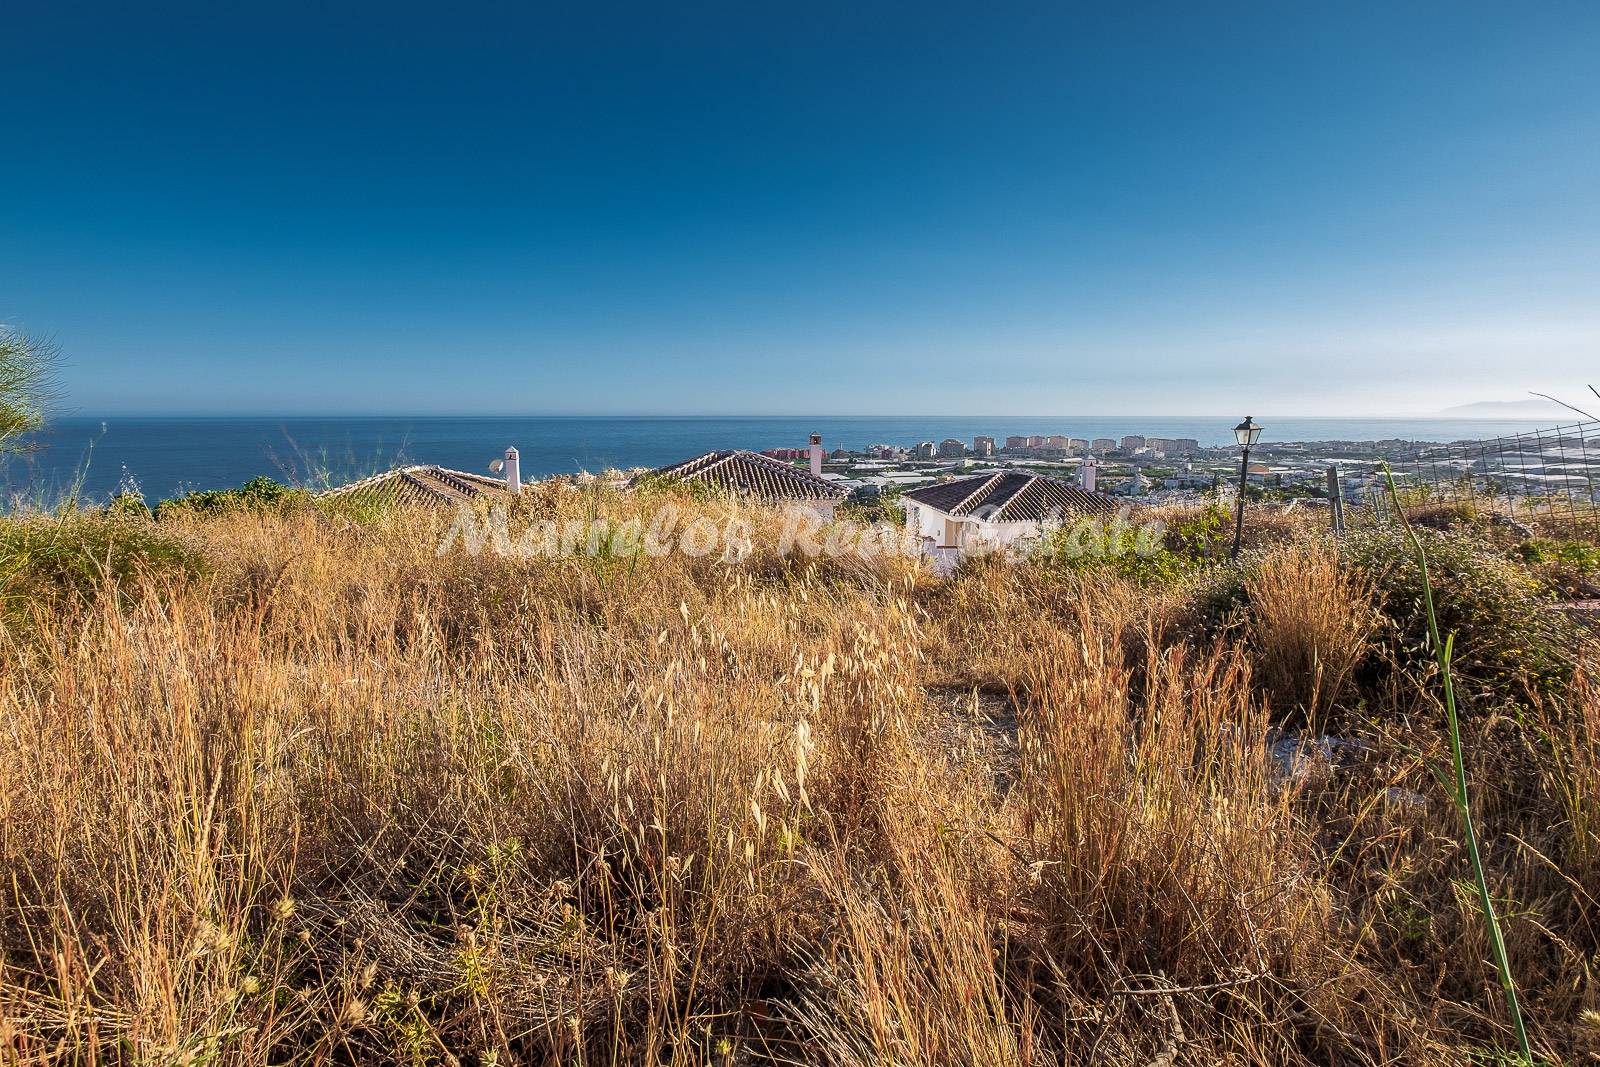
1231, 416, 1262, 559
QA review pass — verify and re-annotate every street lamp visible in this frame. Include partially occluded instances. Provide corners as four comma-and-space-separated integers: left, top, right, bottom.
1231, 416, 1262, 559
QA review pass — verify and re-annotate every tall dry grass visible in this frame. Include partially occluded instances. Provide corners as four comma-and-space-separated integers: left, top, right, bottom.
1541, 670, 1600, 896
1244, 539, 1377, 722
0, 491, 1593, 1064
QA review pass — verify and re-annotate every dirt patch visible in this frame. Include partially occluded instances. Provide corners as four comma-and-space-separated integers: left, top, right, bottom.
923, 684, 1020, 792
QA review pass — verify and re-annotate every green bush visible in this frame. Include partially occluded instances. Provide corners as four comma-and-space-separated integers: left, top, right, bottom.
1166, 503, 1232, 562
1343, 527, 1575, 703
154, 475, 310, 519
1190, 555, 1251, 623
1034, 514, 1189, 585
1032, 505, 1239, 585
107, 491, 153, 520
0, 512, 209, 623
837, 487, 902, 527
313, 490, 400, 526
1515, 536, 1600, 598
1189, 528, 1576, 707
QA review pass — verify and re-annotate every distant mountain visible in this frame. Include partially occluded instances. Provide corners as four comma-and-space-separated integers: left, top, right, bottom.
1437, 398, 1584, 418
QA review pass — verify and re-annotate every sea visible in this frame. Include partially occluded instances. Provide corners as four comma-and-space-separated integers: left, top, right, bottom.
1, 414, 1580, 504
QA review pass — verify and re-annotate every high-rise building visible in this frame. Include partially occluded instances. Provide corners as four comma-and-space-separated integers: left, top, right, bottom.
914, 441, 936, 459
1004, 435, 1028, 450
938, 438, 967, 458
1068, 438, 1089, 453
1092, 438, 1116, 455
1120, 435, 1145, 452
973, 435, 996, 457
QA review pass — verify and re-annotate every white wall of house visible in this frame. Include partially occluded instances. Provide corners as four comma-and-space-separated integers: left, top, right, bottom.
902, 505, 947, 547
968, 518, 1044, 551
903, 500, 1044, 552
789, 500, 839, 522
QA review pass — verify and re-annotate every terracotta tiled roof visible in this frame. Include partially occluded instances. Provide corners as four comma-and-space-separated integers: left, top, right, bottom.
903, 472, 1116, 521
639, 450, 847, 503
321, 465, 517, 508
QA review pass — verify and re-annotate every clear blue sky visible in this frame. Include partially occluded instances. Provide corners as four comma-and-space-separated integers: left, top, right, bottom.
3, 1, 1597, 416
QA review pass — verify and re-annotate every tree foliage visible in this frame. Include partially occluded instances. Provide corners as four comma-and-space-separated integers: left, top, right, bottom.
0, 327, 59, 454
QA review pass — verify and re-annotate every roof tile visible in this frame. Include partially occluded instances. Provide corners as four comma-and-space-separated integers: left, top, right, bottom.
322, 465, 516, 508
903, 471, 1116, 521
640, 450, 847, 502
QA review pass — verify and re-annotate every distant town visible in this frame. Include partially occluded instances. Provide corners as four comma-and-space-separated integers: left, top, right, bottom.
759, 430, 1449, 507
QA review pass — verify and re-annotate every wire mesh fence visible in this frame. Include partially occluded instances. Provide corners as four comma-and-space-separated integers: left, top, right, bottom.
1345, 420, 1600, 537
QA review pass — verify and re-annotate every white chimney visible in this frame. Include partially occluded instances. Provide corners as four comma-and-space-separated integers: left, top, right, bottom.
503, 446, 521, 495
808, 433, 823, 479
1079, 456, 1097, 493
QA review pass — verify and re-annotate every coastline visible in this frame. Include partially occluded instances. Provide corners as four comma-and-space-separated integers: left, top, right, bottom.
8, 413, 1589, 502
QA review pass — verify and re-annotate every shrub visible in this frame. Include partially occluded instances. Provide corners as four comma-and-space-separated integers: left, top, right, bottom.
1192, 528, 1571, 709
154, 475, 310, 519
1141, 500, 1320, 566
1402, 500, 1480, 530
1344, 527, 1576, 703
1166, 502, 1232, 562
1516, 537, 1600, 599
1034, 511, 1189, 585
837, 487, 903, 526
107, 491, 153, 520
624, 472, 719, 502
0, 511, 209, 622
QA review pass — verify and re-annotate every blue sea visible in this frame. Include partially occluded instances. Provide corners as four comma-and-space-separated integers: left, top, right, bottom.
1, 415, 1580, 504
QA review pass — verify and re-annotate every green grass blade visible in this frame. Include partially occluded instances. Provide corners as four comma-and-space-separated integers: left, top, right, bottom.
1381, 463, 1532, 1064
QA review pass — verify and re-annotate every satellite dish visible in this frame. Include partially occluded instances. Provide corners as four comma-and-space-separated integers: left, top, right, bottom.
488, 458, 505, 473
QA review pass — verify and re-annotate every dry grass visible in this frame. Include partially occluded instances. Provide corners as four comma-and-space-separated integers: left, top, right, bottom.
1244, 539, 1378, 723
0, 490, 1594, 1064
1540, 671, 1600, 894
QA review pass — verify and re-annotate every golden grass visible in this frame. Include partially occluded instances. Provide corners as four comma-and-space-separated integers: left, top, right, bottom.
0, 489, 1593, 1064
1244, 538, 1378, 723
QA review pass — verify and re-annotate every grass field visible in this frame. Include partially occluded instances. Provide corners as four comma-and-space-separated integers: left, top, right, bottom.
1, 484, 1597, 1065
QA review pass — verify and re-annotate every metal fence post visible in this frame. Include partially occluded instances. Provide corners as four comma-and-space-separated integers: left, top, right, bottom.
1327, 464, 1345, 535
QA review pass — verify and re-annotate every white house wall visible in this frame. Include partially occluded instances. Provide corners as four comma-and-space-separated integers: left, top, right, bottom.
902, 501, 947, 543
902, 501, 1043, 552
967, 519, 1042, 551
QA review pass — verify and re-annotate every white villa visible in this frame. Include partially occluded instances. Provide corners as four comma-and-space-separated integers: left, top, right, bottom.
901, 471, 1117, 554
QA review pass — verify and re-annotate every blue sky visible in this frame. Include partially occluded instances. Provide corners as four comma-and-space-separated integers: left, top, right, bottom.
3, 1, 1598, 416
